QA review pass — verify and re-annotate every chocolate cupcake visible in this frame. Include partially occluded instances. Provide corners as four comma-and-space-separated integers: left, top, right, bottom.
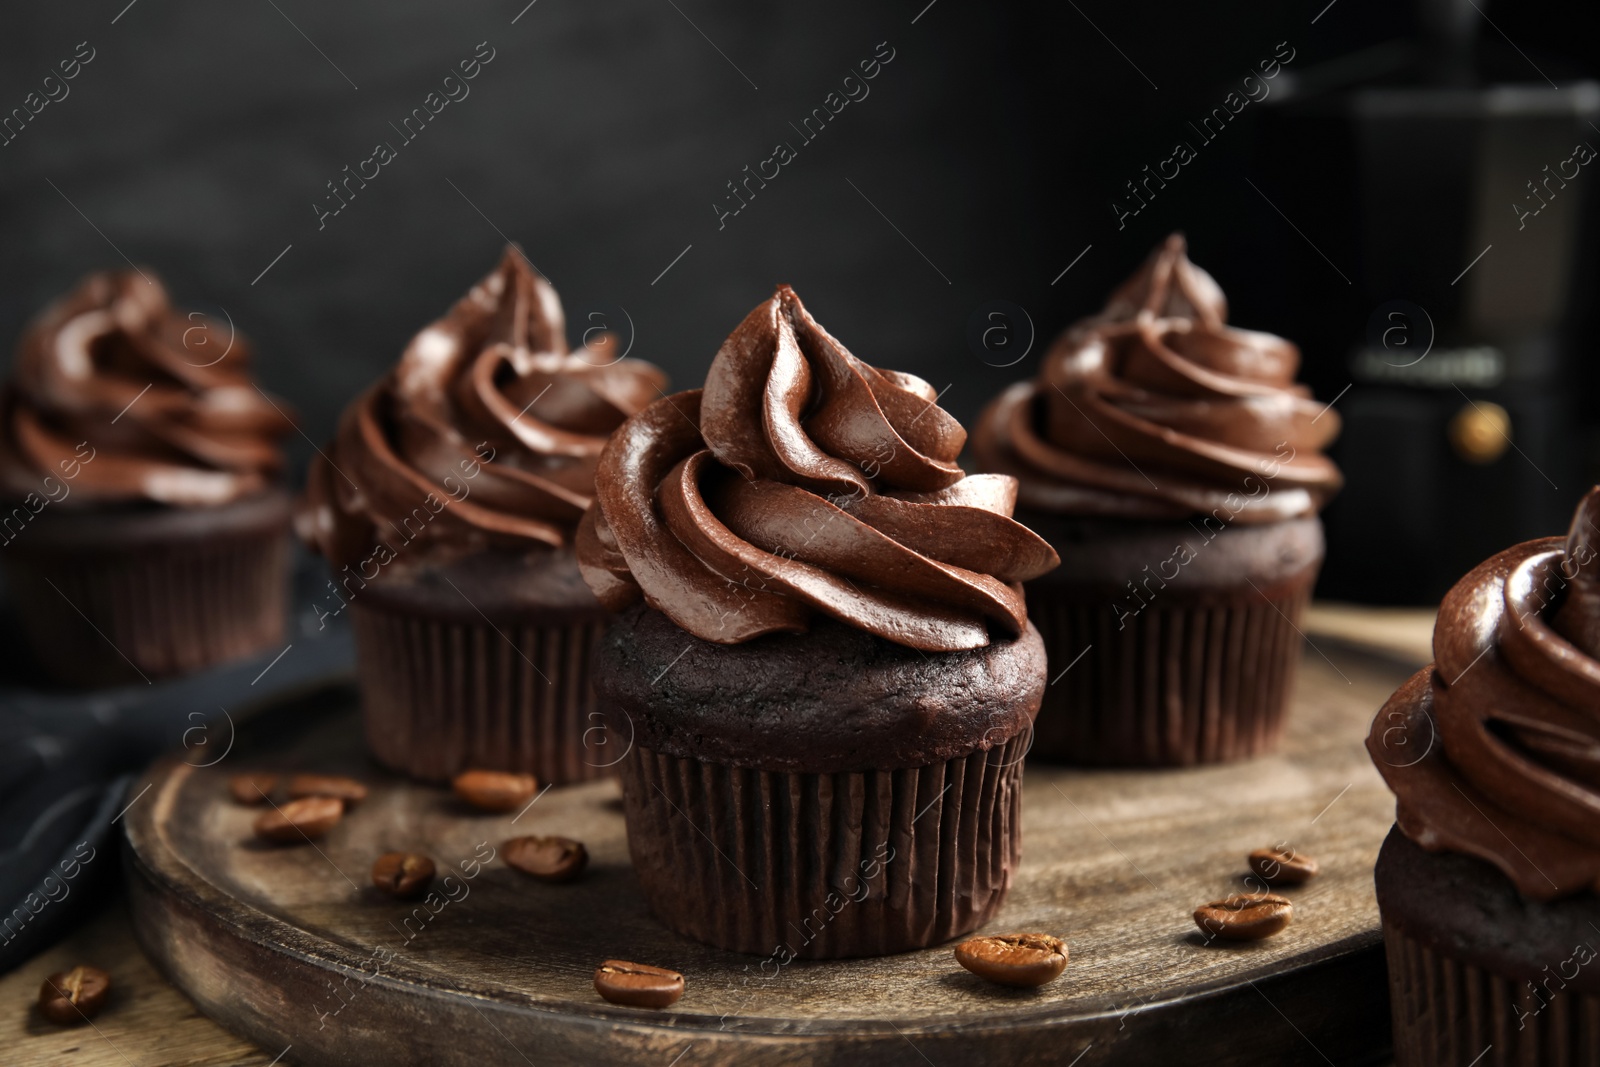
1367, 488, 1600, 1066
297, 247, 665, 784
0, 270, 294, 686
578, 285, 1059, 958
973, 234, 1342, 766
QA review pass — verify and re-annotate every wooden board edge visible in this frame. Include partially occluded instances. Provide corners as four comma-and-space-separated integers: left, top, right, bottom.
122, 748, 1394, 1067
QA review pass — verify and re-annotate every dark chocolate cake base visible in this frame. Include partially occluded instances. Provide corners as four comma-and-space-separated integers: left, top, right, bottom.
1, 490, 291, 687
1021, 511, 1324, 766
592, 603, 1046, 773
1375, 825, 1600, 1066
347, 547, 613, 784
595, 606, 1045, 957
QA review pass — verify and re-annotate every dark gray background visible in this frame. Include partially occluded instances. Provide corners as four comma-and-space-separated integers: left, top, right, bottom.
2, 0, 1059, 445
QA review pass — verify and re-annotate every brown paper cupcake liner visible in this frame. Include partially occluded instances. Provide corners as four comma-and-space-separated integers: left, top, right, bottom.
351, 603, 611, 784
4, 531, 288, 686
1027, 572, 1315, 766
618, 734, 1027, 959
1384, 917, 1600, 1067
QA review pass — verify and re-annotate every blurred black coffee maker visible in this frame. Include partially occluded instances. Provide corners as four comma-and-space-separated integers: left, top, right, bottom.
1260, 0, 1600, 604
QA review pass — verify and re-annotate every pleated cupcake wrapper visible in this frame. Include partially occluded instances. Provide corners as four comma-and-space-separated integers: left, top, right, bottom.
1027, 575, 1315, 766
619, 735, 1027, 959
351, 603, 611, 785
3, 534, 288, 685
1384, 917, 1600, 1067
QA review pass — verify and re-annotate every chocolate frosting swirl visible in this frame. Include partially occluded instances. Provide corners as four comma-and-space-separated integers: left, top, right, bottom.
1369, 488, 1600, 900
298, 248, 667, 568
973, 234, 1342, 523
577, 285, 1059, 652
0, 269, 292, 506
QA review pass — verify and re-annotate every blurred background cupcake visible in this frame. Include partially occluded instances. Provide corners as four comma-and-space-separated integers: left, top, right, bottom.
580, 285, 1058, 958
0, 269, 294, 687
1367, 487, 1600, 1066
296, 245, 665, 784
973, 235, 1342, 765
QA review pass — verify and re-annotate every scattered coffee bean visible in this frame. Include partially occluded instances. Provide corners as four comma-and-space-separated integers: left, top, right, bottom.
503, 835, 588, 882
954, 933, 1069, 987
254, 796, 344, 843
1248, 846, 1319, 886
229, 773, 279, 805
452, 770, 538, 813
287, 774, 368, 807
1194, 893, 1293, 941
593, 960, 683, 1008
38, 965, 110, 1025
372, 852, 436, 899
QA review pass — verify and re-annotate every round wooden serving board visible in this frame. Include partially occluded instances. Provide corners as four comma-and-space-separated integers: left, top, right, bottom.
123, 640, 1416, 1067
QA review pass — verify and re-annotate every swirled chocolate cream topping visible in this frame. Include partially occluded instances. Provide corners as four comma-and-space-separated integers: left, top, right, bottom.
298, 247, 667, 569
973, 234, 1342, 522
0, 269, 292, 506
1369, 488, 1600, 900
577, 285, 1060, 652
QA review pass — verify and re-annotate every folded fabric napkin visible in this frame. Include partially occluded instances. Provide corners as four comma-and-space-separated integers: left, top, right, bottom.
0, 555, 352, 972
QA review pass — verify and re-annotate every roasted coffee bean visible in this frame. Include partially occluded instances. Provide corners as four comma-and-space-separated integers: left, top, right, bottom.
1248, 846, 1319, 886
594, 960, 683, 1008
503, 835, 587, 882
954, 933, 1069, 987
287, 774, 368, 807
1194, 893, 1293, 941
38, 965, 110, 1025
452, 770, 538, 813
372, 852, 435, 899
254, 796, 343, 843
229, 773, 279, 805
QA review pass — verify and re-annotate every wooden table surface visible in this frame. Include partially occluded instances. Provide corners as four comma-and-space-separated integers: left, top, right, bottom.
1, 603, 1437, 1067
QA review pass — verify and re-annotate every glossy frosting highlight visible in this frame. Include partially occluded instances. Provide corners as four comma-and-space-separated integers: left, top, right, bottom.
973, 234, 1342, 522
0, 269, 292, 507
1369, 488, 1600, 900
578, 285, 1059, 652
298, 247, 666, 568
